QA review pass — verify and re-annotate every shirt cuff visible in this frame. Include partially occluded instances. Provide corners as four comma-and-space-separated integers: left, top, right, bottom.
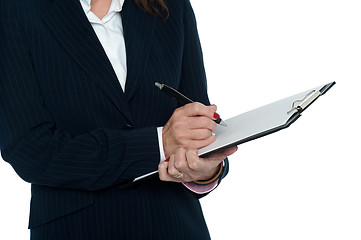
182, 180, 219, 194
157, 127, 166, 162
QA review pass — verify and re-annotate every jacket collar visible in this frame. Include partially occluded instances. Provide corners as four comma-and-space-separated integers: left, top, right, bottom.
42, 0, 156, 124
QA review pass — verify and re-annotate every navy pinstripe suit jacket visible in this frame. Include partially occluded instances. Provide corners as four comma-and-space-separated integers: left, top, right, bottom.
0, 0, 229, 239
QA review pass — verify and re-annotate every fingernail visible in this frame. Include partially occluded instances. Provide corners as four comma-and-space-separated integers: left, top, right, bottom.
165, 157, 170, 162
213, 112, 220, 119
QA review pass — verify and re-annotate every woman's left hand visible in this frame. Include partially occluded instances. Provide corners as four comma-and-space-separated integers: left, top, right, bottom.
158, 146, 238, 183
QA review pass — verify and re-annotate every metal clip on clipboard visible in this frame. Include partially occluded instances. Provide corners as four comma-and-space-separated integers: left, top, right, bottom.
287, 90, 321, 114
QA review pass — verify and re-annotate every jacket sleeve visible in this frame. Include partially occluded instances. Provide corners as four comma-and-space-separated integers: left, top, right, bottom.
179, 0, 229, 189
0, 2, 160, 191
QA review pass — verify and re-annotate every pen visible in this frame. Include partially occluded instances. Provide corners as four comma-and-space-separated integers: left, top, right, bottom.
155, 82, 228, 127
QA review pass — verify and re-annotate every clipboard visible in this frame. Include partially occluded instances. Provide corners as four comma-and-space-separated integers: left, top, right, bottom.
133, 82, 335, 181
198, 81, 335, 157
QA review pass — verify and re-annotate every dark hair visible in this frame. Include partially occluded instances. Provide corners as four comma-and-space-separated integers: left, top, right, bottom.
134, 0, 169, 20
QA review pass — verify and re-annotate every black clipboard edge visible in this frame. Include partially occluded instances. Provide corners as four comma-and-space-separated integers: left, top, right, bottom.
319, 81, 336, 96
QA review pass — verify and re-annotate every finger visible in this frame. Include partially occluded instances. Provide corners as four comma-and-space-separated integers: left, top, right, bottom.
167, 154, 181, 177
185, 149, 202, 171
167, 118, 215, 141
172, 148, 188, 172
158, 161, 172, 182
187, 116, 217, 131
182, 102, 221, 121
172, 148, 194, 182
192, 134, 216, 149
168, 152, 191, 182
181, 128, 214, 141
184, 149, 222, 182
158, 158, 184, 182
187, 149, 221, 176
172, 121, 215, 145
223, 146, 238, 156
216, 146, 238, 158
209, 104, 217, 111
180, 134, 216, 150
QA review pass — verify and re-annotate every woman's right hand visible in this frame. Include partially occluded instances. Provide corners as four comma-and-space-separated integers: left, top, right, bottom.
162, 102, 220, 158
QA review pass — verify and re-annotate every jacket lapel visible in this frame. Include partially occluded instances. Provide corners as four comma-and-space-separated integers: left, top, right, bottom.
121, 0, 157, 101
42, 0, 133, 124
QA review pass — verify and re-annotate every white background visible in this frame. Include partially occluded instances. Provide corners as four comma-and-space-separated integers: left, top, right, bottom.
1, 0, 360, 239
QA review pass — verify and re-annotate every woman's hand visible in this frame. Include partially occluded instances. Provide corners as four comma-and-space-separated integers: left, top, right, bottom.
158, 146, 238, 183
162, 102, 219, 158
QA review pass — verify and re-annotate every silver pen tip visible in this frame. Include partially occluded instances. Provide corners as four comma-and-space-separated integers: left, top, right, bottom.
219, 120, 228, 127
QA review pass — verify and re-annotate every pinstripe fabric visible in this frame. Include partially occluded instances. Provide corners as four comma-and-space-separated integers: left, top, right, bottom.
0, 0, 229, 239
